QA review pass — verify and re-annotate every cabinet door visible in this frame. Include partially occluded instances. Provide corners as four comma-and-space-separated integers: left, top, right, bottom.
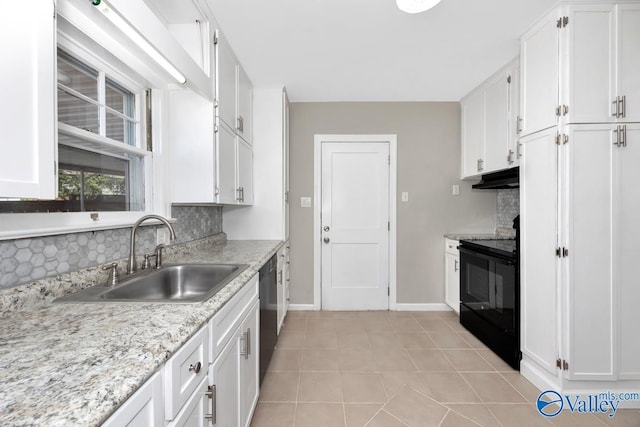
444, 252, 460, 314
168, 378, 210, 427
461, 90, 484, 178
215, 33, 237, 130
277, 247, 285, 333
217, 122, 238, 204
508, 64, 521, 167
237, 139, 253, 205
240, 301, 260, 427
617, 124, 640, 379
616, 4, 640, 123
209, 332, 240, 427
520, 127, 560, 376
483, 72, 510, 172
520, 10, 560, 137
0, 1, 56, 199
563, 125, 614, 380
564, 4, 615, 124
102, 373, 163, 427
237, 66, 252, 144
169, 90, 215, 203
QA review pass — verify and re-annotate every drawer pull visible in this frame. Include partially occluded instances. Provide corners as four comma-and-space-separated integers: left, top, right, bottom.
189, 361, 202, 374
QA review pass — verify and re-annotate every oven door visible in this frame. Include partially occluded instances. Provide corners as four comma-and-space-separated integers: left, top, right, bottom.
459, 246, 516, 333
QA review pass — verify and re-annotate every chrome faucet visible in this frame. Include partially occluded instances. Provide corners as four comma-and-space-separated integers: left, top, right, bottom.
127, 215, 177, 274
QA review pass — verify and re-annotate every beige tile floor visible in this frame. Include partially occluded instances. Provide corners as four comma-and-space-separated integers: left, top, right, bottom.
250, 311, 640, 427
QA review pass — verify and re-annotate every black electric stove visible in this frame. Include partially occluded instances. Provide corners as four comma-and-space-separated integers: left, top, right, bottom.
458, 217, 521, 370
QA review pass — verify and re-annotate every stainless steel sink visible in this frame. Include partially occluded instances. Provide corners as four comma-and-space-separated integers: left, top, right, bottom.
56, 264, 248, 304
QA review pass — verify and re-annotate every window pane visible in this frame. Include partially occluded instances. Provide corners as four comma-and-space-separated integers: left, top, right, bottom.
106, 78, 134, 118
57, 51, 98, 101
106, 113, 136, 145
57, 88, 99, 133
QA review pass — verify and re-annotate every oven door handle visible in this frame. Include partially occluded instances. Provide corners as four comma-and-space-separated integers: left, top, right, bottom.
458, 246, 516, 265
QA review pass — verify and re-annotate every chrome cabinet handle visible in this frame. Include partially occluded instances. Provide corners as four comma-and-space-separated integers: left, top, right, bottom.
246, 328, 251, 359
621, 125, 627, 147
323, 237, 330, 244
477, 159, 484, 172
620, 95, 626, 118
612, 97, 620, 117
237, 116, 244, 133
454, 259, 459, 272
205, 385, 217, 423
323, 226, 330, 232
516, 116, 523, 134
189, 361, 202, 374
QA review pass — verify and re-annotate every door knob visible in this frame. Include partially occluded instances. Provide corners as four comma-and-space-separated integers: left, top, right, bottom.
323, 237, 330, 244
323, 226, 330, 232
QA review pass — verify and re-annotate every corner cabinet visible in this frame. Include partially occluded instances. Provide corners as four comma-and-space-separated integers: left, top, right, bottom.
461, 58, 520, 178
0, 1, 56, 199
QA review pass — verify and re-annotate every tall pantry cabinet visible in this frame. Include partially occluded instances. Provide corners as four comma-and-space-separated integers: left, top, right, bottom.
519, 0, 640, 392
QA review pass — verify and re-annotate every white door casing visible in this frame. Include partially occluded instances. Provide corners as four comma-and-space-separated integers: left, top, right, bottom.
314, 135, 397, 311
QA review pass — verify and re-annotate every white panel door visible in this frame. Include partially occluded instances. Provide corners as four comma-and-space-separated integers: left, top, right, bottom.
484, 72, 510, 172
215, 32, 237, 130
617, 124, 640, 379
461, 90, 484, 178
237, 139, 253, 205
564, 125, 614, 380
209, 333, 240, 427
520, 10, 560, 137
565, 4, 615, 124
0, 1, 56, 199
217, 121, 237, 204
239, 301, 259, 427
321, 142, 389, 311
444, 252, 460, 314
616, 4, 640, 123
520, 127, 560, 376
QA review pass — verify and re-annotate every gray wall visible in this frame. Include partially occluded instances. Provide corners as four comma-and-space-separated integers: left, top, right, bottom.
289, 102, 497, 306
0, 206, 222, 290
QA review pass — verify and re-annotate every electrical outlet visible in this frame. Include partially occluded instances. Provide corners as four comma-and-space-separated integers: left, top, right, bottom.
157, 228, 170, 246
301, 197, 312, 208
452, 185, 460, 196
401, 192, 409, 202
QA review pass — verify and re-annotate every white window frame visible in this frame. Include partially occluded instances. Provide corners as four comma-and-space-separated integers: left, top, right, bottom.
0, 17, 171, 240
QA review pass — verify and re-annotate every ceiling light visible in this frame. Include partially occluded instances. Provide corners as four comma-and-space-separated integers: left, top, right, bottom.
93, 0, 187, 84
396, 0, 442, 14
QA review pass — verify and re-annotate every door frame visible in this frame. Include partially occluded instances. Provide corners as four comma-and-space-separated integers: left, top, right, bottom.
313, 134, 398, 311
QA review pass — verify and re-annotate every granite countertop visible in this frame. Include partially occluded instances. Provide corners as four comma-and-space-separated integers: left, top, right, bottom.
444, 227, 516, 241
0, 237, 284, 427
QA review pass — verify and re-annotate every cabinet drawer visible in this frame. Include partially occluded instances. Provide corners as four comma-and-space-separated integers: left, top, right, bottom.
209, 274, 258, 363
445, 239, 459, 255
164, 326, 209, 420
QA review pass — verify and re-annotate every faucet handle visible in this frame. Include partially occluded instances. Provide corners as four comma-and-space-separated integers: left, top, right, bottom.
154, 244, 166, 269
142, 254, 155, 270
102, 262, 120, 287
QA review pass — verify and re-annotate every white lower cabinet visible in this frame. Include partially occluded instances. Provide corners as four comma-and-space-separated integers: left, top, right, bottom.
444, 239, 460, 314
103, 274, 260, 426
102, 373, 164, 427
276, 243, 290, 334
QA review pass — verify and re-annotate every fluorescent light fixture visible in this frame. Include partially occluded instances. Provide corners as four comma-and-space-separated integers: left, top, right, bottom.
396, 0, 442, 14
94, 1, 187, 84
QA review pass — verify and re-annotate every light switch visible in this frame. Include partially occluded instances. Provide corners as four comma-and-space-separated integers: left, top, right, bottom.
452, 185, 460, 196
301, 197, 312, 208
401, 192, 409, 202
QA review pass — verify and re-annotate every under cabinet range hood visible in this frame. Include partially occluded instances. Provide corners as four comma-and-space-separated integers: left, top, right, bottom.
472, 167, 519, 189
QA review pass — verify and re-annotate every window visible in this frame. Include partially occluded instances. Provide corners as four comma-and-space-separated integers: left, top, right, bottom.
0, 49, 148, 214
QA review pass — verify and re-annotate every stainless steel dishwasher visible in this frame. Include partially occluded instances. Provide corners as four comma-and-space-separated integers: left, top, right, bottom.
259, 254, 278, 385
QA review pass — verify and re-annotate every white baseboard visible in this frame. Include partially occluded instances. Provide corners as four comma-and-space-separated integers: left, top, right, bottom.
287, 304, 315, 311
394, 303, 452, 311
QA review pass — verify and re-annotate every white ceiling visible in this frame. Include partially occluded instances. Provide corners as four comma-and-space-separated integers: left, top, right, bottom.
205, 0, 558, 102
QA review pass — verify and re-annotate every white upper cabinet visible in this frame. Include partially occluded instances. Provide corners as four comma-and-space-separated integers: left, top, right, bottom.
217, 121, 238, 204
0, 1, 56, 199
521, 2, 640, 133
461, 89, 484, 178
236, 138, 254, 205
461, 58, 519, 178
216, 33, 238, 130
215, 31, 253, 145
520, 8, 561, 137
615, 4, 640, 122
